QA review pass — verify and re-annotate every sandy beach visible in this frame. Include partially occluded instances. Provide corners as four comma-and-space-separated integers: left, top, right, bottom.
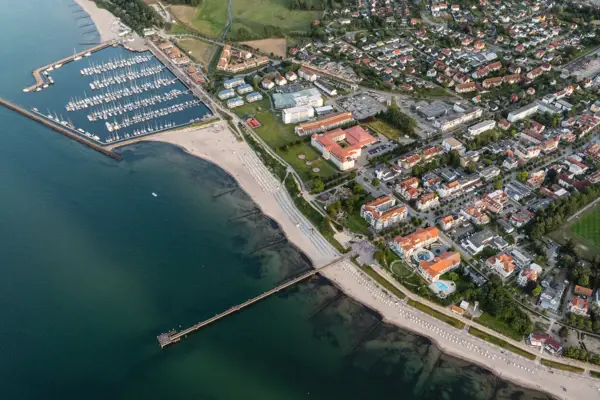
123, 122, 600, 400
74, 0, 120, 42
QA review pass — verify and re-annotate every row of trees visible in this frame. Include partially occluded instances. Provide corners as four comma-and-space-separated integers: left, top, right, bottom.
527, 185, 600, 239
475, 279, 533, 336
163, 0, 201, 5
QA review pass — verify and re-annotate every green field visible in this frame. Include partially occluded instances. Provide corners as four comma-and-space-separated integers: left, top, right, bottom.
278, 143, 339, 181
571, 205, 600, 249
468, 327, 536, 360
175, 38, 218, 67
407, 299, 465, 329
344, 214, 372, 236
364, 120, 404, 140
474, 313, 524, 341
170, 0, 323, 40
540, 359, 585, 373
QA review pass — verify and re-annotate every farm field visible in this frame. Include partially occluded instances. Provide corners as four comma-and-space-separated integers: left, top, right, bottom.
240, 38, 287, 58
176, 38, 219, 68
169, 0, 322, 40
170, 4, 228, 38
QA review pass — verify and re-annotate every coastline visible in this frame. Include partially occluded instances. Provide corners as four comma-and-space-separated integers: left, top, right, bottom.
120, 123, 600, 400
73, 0, 119, 42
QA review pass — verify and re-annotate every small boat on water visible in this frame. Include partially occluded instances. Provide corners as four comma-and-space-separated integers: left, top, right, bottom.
152, 192, 158, 198
54, 63, 62, 69
84, 52, 92, 57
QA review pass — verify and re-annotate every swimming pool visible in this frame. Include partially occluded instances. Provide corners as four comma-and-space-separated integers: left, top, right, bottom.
434, 281, 449, 291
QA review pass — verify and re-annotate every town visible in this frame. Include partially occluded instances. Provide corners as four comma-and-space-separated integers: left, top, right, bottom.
64, 0, 600, 380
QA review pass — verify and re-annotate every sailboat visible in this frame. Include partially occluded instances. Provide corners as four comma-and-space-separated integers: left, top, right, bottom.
73, 48, 82, 61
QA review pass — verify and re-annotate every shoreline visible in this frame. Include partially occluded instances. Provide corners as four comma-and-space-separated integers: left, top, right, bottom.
119, 123, 600, 399
73, 0, 120, 42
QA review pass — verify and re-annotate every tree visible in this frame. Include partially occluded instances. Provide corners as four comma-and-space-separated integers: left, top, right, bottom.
532, 285, 542, 297
559, 325, 569, 338
516, 171, 529, 183
312, 179, 324, 193
493, 178, 503, 190
371, 178, 380, 187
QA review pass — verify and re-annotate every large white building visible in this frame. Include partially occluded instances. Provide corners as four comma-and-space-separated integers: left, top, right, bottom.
282, 106, 315, 124
273, 88, 323, 109
434, 107, 483, 132
360, 195, 407, 230
466, 120, 496, 138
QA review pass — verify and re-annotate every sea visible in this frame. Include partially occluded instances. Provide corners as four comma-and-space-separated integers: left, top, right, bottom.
0, 1, 552, 399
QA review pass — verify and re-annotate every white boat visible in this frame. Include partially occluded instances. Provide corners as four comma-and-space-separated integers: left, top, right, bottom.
84, 52, 92, 57
152, 192, 158, 197
23, 88, 29, 93
74, 56, 82, 61
46, 66, 54, 72
54, 63, 62, 69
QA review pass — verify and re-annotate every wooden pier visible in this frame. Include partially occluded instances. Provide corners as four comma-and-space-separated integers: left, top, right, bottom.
157, 255, 348, 348
0, 98, 121, 160
23, 40, 117, 93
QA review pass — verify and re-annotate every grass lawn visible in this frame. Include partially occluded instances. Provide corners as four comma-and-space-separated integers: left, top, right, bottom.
474, 312, 524, 341
175, 38, 218, 67
231, 98, 271, 119
252, 112, 297, 148
407, 299, 465, 329
468, 327, 536, 360
344, 214, 371, 236
571, 204, 600, 249
229, 0, 323, 39
364, 120, 404, 140
355, 263, 406, 299
170, 4, 228, 38
540, 359, 585, 373
277, 143, 339, 181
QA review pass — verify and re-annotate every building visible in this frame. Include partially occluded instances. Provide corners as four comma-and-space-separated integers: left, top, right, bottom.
418, 252, 461, 282
282, 105, 314, 124
507, 100, 560, 122
295, 111, 354, 136
274, 75, 287, 86
442, 137, 466, 154
482, 189, 507, 213
440, 214, 463, 231
399, 154, 422, 169
246, 92, 263, 103
217, 44, 269, 73
569, 297, 590, 316
575, 285, 593, 297
298, 67, 318, 81
565, 156, 589, 175
460, 201, 490, 225
392, 227, 439, 258
360, 195, 407, 230
479, 166, 501, 182
467, 120, 496, 138
517, 263, 543, 287
527, 333, 563, 355
314, 80, 338, 96
461, 229, 498, 255
223, 76, 246, 89
416, 192, 439, 211
502, 157, 518, 170
510, 207, 534, 228
486, 253, 516, 279
236, 84, 254, 95
434, 107, 483, 132
539, 282, 565, 312
511, 249, 531, 269
285, 71, 298, 82
273, 88, 323, 109
226, 97, 244, 108
261, 79, 275, 90
311, 125, 376, 170
218, 89, 236, 100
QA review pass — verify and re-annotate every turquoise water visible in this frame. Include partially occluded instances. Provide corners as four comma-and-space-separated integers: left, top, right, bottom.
0, 1, 553, 399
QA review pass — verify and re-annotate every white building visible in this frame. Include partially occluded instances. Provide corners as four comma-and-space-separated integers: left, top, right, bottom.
282, 105, 315, 124
298, 67, 318, 82
360, 196, 408, 230
442, 137, 466, 154
467, 120, 496, 138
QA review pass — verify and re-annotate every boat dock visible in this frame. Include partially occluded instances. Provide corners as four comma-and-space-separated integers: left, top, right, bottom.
157, 255, 349, 348
0, 97, 121, 160
23, 40, 117, 93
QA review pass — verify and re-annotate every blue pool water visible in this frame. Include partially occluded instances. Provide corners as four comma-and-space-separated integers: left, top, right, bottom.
434, 282, 449, 292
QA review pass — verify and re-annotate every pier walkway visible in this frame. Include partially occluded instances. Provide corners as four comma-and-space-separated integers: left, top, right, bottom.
157, 254, 349, 348
24, 40, 117, 93
0, 97, 121, 160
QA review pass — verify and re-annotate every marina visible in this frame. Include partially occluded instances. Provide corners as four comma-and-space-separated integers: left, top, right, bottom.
22, 43, 213, 148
